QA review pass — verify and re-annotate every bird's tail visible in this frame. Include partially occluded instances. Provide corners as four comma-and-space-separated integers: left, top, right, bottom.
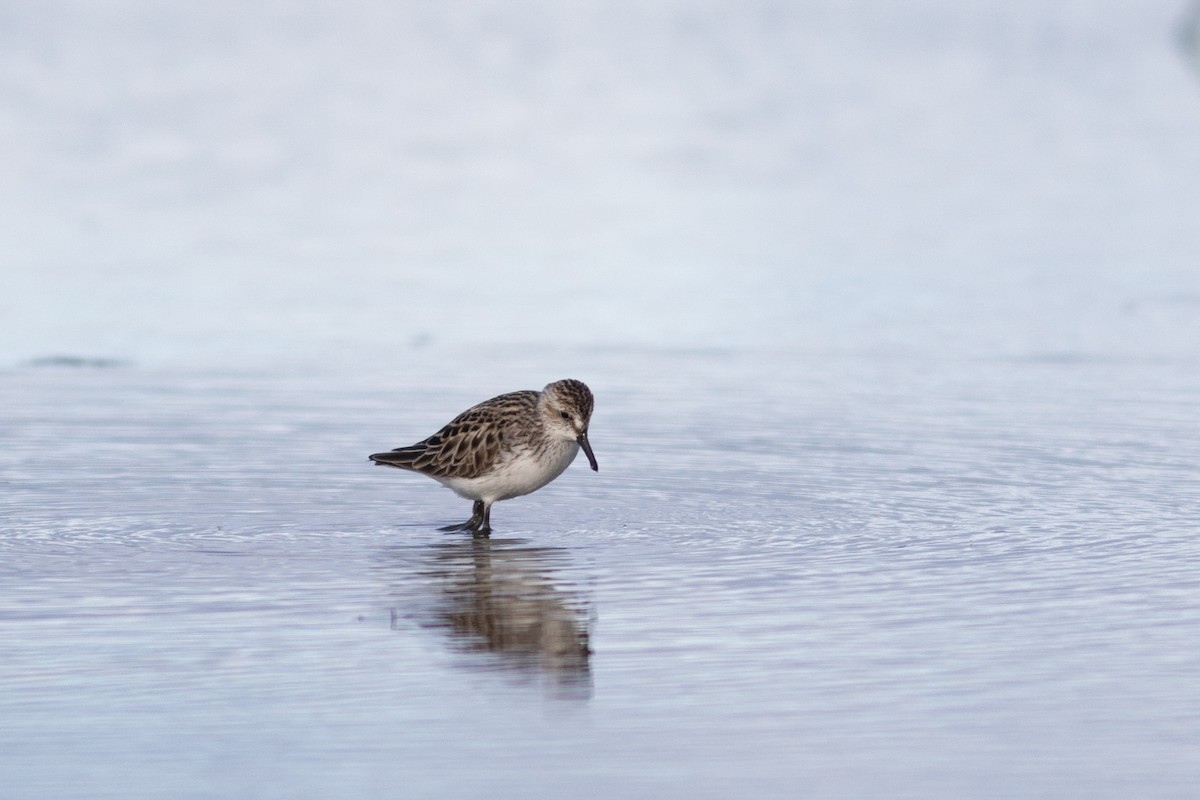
368, 446, 425, 469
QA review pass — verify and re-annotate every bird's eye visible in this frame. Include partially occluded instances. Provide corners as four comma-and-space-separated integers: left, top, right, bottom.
559, 411, 571, 420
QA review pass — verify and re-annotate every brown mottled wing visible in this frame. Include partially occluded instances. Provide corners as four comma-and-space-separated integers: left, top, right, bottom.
369, 390, 538, 479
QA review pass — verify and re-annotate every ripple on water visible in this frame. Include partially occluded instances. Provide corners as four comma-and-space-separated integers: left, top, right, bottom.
2, 355, 1199, 796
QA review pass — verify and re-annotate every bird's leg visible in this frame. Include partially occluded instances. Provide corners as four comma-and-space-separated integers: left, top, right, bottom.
469, 500, 486, 531
439, 500, 486, 533
472, 501, 493, 538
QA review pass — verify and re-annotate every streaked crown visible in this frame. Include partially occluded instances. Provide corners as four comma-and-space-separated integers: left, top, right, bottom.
543, 379, 594, 420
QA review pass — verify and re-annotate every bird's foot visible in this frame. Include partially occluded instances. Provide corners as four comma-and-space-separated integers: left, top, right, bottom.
440, 501, 490, 536
439, 520, 478, 533
439, 514, 486, 534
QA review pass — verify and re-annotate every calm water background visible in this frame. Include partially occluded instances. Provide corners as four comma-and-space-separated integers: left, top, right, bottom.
2, 2, 1200, 798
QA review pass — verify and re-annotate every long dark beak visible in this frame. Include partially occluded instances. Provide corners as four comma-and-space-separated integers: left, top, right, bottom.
578, 430, 598, 472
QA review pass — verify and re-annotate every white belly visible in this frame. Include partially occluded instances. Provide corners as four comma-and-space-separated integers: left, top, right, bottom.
437, 440, 580, 503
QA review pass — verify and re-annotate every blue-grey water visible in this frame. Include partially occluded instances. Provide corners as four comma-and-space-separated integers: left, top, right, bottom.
3, 1, 1200, 798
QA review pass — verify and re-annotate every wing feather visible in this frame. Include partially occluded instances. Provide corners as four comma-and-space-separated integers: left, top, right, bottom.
369, 390, 538, 479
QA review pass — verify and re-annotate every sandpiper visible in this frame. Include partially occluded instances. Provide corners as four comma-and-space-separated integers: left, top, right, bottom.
369, 379, 597, 536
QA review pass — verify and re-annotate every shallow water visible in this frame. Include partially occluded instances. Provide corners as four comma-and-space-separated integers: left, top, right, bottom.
2, 350, 1198, 798
4, 0, 1200, 796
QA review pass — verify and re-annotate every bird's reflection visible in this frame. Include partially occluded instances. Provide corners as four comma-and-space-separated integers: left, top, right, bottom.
381, 536, 593, 698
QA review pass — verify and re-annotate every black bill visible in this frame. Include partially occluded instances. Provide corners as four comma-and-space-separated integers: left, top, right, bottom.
578, 431, 598, 471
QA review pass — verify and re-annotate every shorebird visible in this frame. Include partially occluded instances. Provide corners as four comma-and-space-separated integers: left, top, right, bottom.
369, 379, 597, 536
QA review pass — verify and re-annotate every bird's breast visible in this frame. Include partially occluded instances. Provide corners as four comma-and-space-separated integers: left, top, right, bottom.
439, 439, 580, 502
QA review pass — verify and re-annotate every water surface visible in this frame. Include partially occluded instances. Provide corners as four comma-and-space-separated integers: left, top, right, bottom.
2, 351, 1197, 798
2, 0, 1200, 797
